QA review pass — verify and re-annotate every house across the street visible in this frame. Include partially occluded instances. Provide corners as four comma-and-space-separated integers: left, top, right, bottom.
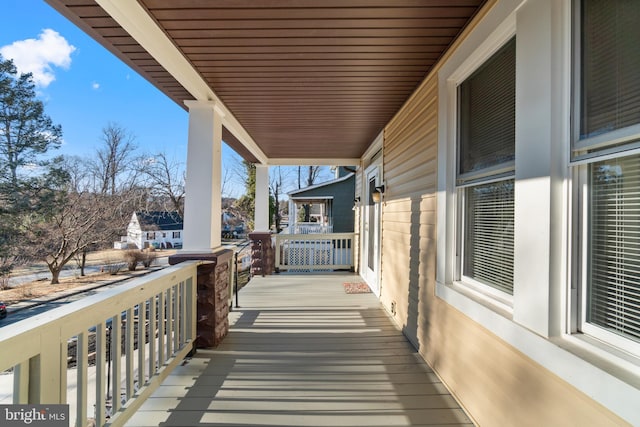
114, 211, 183, 250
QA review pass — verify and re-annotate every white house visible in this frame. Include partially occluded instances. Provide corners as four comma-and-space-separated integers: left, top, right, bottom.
115, 211, 183, 250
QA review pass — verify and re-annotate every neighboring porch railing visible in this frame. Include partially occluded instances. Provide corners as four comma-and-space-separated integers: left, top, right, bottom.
283, 223, 334, 234
274, 232, 355, 271
0, 262, 198, 427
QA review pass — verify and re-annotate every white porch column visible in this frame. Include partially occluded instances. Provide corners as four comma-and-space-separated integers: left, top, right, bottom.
254, 164, 270, 231
182, 101, 223, 251
289, 199, 296, 230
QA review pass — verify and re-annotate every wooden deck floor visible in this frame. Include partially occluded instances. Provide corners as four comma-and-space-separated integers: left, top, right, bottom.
126, 274, 474, 427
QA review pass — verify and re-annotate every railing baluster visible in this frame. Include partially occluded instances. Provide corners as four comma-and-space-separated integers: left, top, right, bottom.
174, 282, 181, 350
111, 315, 122, 413
95, 323, 106, 426
125, 307, 135, 401
275, 235, 281, 268
13, 361, 29, 404
148, 295, 157, 378
76, 332, 88, 427
186, 277, 194, 343
138, 300, 146, 389
174, 284, 180, 351
158, 291, 165, 367
166, 287, 173, 358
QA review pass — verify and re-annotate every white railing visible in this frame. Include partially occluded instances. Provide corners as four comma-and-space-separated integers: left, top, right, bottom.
274, 232, 355, 271
0, 262, 198, 427
283, 223, 334, 234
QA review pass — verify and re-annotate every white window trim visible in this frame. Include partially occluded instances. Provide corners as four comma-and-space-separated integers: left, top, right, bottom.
442, 12, 517, 311
436, 0, 640, 424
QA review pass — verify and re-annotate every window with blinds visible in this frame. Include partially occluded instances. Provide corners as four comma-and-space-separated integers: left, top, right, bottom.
577, 0, 640, 348
464, 180, 515, 294
577, 0, 640, 152
459, 38, 516, 180
457, 37, 516, 295
588, 155, 640, 343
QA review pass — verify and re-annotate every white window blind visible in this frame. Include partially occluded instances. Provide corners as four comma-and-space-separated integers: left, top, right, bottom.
589, 154, 640, 343
464, 179, 515, 294
579, 0, 640, 146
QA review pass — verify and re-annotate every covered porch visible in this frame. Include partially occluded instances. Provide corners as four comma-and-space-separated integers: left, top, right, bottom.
127, 273, 472, 427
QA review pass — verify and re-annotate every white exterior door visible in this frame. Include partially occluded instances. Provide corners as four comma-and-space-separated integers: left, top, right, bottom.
362, 165, 381, 295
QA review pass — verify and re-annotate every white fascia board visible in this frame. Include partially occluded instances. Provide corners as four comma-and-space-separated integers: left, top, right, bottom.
268, 158, 360, 166
362, 131, 384, 162
95, 0, 268, 165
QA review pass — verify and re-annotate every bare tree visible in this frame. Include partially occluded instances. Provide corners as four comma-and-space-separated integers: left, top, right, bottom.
298, 165, 322, 221
221, 165, 234, 198
26, 156, 135, 281
26, 190, 128, 284
270, 166, 284, 232
139, 152, 185, 217
306, 165, 321, 187
92, 123, 138, 195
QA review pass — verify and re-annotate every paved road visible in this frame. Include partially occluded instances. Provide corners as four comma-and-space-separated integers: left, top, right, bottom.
1, 257, 170, 327
7, 265, 103, 287
7, 256, 170, 287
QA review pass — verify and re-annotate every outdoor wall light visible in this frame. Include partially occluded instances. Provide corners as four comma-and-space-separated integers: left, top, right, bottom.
372, 185, 385, 203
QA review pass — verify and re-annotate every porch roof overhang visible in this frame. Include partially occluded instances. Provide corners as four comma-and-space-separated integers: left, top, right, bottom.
290, 196, 334, 205
45, 0, 487, 165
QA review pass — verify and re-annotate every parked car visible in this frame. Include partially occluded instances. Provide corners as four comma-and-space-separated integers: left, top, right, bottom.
0, 302, 7, 319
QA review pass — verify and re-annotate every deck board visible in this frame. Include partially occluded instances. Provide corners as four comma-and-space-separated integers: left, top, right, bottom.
126, 274, 474, 426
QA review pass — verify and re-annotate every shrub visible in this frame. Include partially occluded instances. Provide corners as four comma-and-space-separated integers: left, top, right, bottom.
141, 251, 156, 268
103, 257, 124, 275
123, 250, 146, 271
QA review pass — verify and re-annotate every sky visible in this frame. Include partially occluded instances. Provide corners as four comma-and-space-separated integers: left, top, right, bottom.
1, 0, 251, 197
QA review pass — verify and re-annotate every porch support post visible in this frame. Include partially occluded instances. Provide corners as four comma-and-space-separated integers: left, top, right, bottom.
183, 100, 223, 251
254, 164, 270, 231
289, 199, 296, 229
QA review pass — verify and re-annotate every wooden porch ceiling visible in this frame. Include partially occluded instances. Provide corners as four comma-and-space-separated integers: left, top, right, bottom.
45, 0, 486, 163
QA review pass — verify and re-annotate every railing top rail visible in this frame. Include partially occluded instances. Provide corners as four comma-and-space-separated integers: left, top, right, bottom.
275, 232, 355, 240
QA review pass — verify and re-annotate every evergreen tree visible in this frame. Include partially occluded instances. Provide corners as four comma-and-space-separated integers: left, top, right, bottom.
0, 56, 62, 278
0, 57, 62, 191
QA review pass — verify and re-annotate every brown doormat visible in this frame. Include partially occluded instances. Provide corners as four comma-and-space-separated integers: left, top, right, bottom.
343, 282, 372, 294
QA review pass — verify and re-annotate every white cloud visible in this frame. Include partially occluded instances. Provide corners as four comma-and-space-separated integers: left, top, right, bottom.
92, 82, 100, 90
0, 29, 76, 88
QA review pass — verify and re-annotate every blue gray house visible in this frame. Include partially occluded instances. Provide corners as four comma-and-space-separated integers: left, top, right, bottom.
287, 168, 355, 233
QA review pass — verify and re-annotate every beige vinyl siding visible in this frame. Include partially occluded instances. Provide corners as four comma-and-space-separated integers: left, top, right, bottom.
380, 45, 628, 427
